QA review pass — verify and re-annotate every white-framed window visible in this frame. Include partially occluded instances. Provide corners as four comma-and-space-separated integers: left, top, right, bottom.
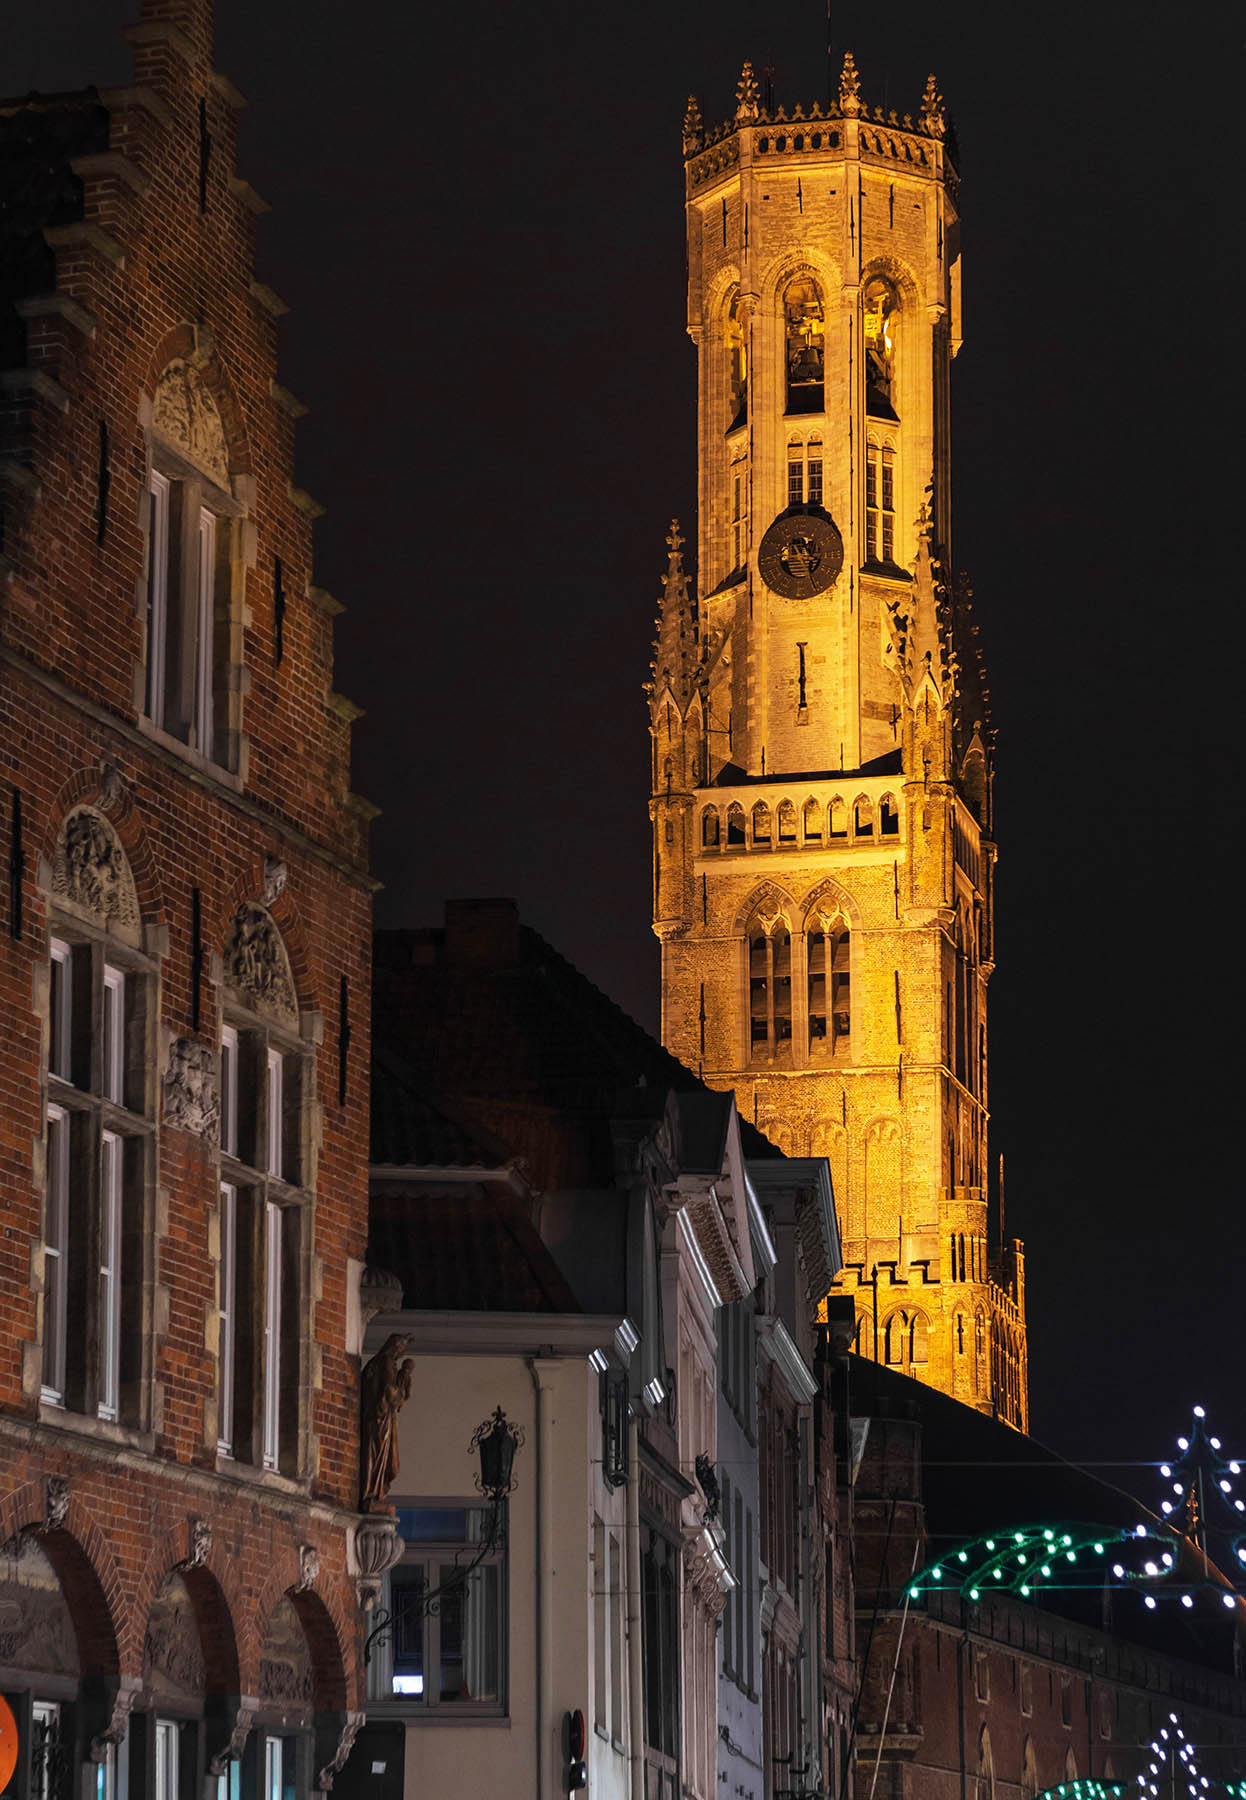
44, 928, 153, 1423
144, 464, 227, 761
102, 964, 126, 1103
215, 1762, 242, 1800
218, 1182, 237, 1455
98, 1130, 122, 1421
218, 1006, 306, 1476
42, 1105, 69, 1406
265, 1734, 292, 1800
195, 506, 216, 759
262, 1198, 283, 1470
367, 1503, 506, 1713
154, 1719, 178, 1800
144, 468, 170, 724
219, 1024, 238, 1157
49, 937, 73, 1081
266, 1046, 284, 1179
94, 1741, 118, 1800
31, 1700, 63, 1800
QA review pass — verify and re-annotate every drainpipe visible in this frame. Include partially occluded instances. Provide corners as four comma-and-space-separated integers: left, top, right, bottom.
528, 1357, 557, 1800
626, 1414, 645, 1800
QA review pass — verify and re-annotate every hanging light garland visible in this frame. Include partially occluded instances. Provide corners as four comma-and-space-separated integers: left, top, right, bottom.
907, 1410, 1244, 1618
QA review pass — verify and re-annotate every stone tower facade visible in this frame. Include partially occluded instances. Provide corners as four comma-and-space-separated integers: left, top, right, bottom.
649, 56, 1027, 1426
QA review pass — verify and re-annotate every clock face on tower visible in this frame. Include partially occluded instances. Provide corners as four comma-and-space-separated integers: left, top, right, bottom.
758, 508, 844, 599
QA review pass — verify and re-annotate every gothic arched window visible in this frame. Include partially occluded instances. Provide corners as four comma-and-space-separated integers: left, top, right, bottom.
727, 804, 746, 847
854, 796, 874, 838
880, 793, 900, 836
828, 797, 847, 839
883, 1312, 905, 1365
784, 276, 825, 414
863, 275, 899, 419
802, 798, 822, 841
748, 922, 792, 1056
701, 807, 720, 849
806, 922, 850, 1057
777, 800, 796, 843
726, 288, 748, 430
909, 1312, 929, 1365
752, 801, 772, 845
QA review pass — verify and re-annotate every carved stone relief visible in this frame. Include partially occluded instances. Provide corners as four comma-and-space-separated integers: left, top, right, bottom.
263, 857, 288, 903
143, 1573, 206, 1702
258, 1595, 314, 1706
294, 1544, 319, 1592
0, 1538, 79, 1673
153, 357, 229, 486
52, 807, 139, 932
164, 1039, 220, 1141
224, 903, 297, 1022
44, 1474, 69, 1531
182, 1516, 213, 1569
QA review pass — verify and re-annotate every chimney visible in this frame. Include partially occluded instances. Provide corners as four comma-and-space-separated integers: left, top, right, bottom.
444, 898, 520, 967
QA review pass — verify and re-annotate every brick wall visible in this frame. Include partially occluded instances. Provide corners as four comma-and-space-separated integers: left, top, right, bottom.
0, 0, 372, 1760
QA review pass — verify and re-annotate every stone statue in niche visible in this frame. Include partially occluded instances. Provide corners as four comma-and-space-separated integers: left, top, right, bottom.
224, 902, 296, 1020
359, 1333, 413, 1512
153, 357, 229, 486
52, 808, 139, 931
164, 1040, 220, 1141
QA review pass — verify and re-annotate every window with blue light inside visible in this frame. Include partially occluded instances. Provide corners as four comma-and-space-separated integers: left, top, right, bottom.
367, 1504, 505, 1713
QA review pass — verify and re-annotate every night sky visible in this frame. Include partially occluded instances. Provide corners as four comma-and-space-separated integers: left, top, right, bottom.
6, 3, 1242, 1474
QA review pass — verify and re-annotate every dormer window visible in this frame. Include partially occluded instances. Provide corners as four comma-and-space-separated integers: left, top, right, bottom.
784, 277, 824, 414
863, 277, 899, 420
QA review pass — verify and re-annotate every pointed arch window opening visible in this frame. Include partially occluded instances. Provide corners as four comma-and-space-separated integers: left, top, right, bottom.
749, 926, 792, 1055
802, 798, 822, 842
726, 289, 749, 432
863, 276, 899, 421
807, 923, 850, 1059
784, 277, 825, 415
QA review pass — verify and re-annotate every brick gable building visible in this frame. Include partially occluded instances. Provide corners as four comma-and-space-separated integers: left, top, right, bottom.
0, 1, 373, 1792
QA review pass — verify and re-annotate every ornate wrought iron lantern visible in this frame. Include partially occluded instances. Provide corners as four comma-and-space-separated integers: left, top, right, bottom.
363, 1405, 523, 1666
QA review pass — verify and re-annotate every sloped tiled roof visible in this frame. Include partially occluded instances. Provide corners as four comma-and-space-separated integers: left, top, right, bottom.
369, 1184, 581, 1314
372, 906, 781, 1186
371, 1045, 516, 1169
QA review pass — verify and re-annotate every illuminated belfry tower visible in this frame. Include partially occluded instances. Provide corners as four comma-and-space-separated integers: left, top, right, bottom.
648, 55, 1027, 1425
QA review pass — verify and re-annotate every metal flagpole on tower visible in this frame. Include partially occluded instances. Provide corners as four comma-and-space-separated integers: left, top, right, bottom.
825, 0, 833, 108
